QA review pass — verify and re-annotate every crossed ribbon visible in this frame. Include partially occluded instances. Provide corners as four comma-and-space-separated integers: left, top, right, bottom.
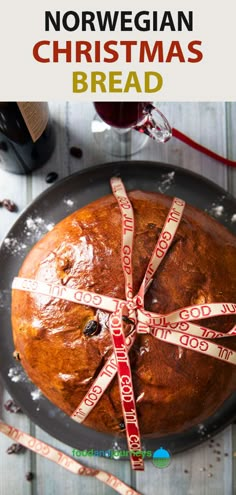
12, 177, 236, 472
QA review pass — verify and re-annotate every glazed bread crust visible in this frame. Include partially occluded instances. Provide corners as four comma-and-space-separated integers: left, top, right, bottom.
12, 191, 236, 436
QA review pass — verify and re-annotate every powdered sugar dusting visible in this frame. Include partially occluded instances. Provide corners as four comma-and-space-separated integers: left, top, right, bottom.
24, 216, 55, 239
205, 196, 229, 221
3, 237, 27, 255
8, 367, 28, 383
197, 423, 207, 436
1, 215, 55, 255
209, 205, 224, 217
231, 213, 236, 223
158, 171, 175, 193
63, 198, 74, 207
31, 389, 42, 401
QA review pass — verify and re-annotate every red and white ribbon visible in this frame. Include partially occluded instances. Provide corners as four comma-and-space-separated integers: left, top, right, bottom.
138, 303, 236, 326
109, 311, 144, 470
137, 196, 185, 305
110, 178, 143, 470
12, 277, 125, 314
110, 177, 135, 304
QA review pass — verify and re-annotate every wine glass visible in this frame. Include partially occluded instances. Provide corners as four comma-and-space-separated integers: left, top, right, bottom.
91, 102, 172, 157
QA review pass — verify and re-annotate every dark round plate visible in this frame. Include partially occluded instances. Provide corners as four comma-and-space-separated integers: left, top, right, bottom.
0, 161, 236, 456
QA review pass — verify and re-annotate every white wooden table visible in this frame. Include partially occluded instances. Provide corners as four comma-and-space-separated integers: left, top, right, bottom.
0, 102, 235, 495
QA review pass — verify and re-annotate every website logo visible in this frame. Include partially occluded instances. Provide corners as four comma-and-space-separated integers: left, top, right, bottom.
152, 447, 171, 468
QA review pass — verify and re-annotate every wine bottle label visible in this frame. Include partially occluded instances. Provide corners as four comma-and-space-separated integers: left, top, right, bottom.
17, 102, 49, 142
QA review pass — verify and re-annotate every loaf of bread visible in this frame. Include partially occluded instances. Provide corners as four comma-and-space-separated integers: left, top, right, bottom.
12, 190, 236, 436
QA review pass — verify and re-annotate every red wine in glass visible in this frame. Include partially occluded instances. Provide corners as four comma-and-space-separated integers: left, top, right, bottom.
92, 101, 171, 156
94, 102, 151, 129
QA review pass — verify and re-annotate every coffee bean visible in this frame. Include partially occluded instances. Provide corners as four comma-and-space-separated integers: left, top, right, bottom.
25, 472, 34, 481
4, 399, 22, 413
83, 320, 101, 337
46, 172, 58, 184
7, 443, 25, 454
70, 146, 83, 159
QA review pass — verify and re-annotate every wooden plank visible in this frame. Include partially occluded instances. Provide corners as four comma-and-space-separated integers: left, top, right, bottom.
135, 101, 233, 495
0, 162, 32, 494
31, 101, 133, 494
0, 168, 28, 240
0, 385, 32, 495
138, 101, 228, 187
0, 389, 33, 495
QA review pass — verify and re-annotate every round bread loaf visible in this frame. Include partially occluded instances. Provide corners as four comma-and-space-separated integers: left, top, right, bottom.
12, 190, 236, 436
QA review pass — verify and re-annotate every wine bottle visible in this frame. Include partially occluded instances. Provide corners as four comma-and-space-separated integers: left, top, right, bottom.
0, 102, 55, 174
